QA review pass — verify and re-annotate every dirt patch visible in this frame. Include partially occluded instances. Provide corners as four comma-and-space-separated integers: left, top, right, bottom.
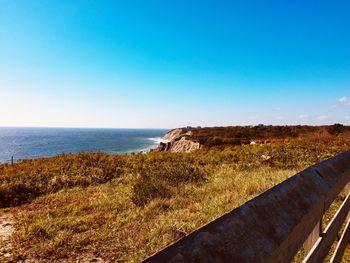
0, 212, 14, 260
0, 212, 105, 262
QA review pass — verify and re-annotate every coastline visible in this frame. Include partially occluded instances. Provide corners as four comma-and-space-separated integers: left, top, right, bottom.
0, 128, 169, 163
124, 137, 163, 154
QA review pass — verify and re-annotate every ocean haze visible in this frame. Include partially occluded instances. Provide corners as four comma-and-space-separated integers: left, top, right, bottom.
0, 127, 168, 163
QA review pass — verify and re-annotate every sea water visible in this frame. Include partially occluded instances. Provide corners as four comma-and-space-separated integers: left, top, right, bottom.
0, 127, 168, 163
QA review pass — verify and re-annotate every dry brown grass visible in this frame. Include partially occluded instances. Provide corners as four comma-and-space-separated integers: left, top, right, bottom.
9, 167, 294, 262
0, 133, 350, 262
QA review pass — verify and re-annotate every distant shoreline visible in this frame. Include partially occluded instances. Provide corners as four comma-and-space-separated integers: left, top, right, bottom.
0, 128, 168, 163
0, 138, 163, 164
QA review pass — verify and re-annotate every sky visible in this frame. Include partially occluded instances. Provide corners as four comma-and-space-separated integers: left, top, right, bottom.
0, 0, 349, 128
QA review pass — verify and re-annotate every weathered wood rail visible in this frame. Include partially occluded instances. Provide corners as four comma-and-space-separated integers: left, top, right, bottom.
143, 150, 350, 262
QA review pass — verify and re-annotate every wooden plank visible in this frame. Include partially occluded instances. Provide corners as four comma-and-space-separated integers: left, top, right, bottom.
143, 170, 327, 263
317, 167, 350, 210
330, 217, 350, 263
344, 182, 350, 194
303, 221, 321, 254
142, 150, 350, 263
303, 193, 350, 263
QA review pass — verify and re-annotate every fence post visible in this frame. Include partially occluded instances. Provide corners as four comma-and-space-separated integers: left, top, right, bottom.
303, 220, 322, 254
11, 156, 14, 165
345, 182, 350, 239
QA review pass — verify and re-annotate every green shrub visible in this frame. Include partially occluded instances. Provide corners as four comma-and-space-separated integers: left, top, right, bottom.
132, 159, 207, 206
132, 176, 171, 206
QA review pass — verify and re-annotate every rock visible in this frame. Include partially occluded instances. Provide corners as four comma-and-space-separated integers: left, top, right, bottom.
261, 155, 272, 161
168, 137, 200, 153
155, 128, 200, 153
161, 128, 190, 142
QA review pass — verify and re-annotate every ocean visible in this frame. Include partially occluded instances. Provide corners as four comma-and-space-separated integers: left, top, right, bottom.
0, 127, 168, 163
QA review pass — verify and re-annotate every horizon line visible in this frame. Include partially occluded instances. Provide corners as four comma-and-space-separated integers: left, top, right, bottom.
0, 123, 349, 130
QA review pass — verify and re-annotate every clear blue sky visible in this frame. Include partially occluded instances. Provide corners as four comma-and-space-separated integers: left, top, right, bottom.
0, 0, 349, 128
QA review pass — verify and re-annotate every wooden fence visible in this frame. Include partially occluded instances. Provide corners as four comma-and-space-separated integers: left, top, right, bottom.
143, 150, 350, 262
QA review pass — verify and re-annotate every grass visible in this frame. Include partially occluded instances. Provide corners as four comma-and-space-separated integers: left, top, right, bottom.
186, 124, 350, 147
2, 135, 348, 208
1, 130, 350, 262
10, 167, 294, 262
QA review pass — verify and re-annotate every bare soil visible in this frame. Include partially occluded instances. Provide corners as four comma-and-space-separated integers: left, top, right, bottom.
0, 212, 14, 260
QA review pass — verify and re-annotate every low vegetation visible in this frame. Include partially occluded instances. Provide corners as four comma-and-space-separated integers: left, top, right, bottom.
186, 123, 350, 147
1, 125, 350, 262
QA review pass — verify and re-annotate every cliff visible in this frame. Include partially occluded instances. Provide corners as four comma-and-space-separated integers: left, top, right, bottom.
154, 124, 350, 153
160, 128, 188, 142
154, 128, 201, 153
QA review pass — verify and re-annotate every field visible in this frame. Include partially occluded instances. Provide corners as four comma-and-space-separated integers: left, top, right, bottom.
1, 126, 350, 262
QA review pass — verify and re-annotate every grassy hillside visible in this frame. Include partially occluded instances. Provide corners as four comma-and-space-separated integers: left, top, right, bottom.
183, 124, 350, 147
1, 126, 350, 262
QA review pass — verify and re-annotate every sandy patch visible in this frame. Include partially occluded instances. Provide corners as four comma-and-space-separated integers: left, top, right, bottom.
0, 212, 14, 260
